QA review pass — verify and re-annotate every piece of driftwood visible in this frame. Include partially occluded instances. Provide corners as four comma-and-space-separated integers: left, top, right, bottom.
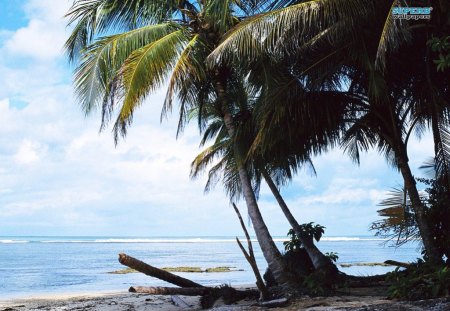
129, 286, 211, 295
129, 285, 258, 299
130, 285, 259, 309
233, 203, 269, 301
118, 253, 204, 288
171, 295, 192, 309
384, 260, 411, 268
258, 297, 289, 308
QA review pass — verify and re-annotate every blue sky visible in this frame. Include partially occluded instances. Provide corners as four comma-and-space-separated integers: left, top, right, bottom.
0, 0, 435, 237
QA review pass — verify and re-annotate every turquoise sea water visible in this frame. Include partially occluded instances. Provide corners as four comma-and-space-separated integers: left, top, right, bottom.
0, 236, 421, 300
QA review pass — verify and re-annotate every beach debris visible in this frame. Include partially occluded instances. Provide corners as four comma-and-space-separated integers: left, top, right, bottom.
118, 253, 204, 288
257, 297, 289, 308
233, 203, 269, 301
118, 253, 260, 309
384, 260, 411, 268
171, 295, 192, 309
129, 286, 210, 296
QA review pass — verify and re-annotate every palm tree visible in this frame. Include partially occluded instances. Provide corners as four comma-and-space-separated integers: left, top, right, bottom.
64, 0, 295, 286
190, 65, 349, 274
208, 0, 449, 262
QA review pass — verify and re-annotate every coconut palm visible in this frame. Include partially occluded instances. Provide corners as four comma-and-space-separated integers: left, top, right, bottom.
64, 0, 296, 286
190, 62, 354, 274
208, 0, 449, 262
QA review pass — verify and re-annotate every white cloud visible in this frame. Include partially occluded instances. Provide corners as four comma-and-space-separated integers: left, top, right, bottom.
3, 0, 70, 61
14, 139, 47, 165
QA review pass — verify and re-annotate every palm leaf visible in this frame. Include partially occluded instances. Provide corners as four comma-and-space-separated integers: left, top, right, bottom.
371, 187, 421, 245
374, 0, 409, 70
209, 0, 373, 64
74, 23, 179, 118
204, 0, 236, 33
113, 29, 189, 140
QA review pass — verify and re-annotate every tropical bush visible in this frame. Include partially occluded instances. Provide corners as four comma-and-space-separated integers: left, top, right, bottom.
387, 261, 450, 300
283, 223, 325, 252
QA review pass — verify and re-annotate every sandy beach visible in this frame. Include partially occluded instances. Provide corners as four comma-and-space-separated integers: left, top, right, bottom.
0, 292, 202, 311
2, 290, 450, 311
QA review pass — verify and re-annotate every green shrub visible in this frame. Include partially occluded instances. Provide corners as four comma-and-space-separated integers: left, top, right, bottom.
387, 261, 450, 300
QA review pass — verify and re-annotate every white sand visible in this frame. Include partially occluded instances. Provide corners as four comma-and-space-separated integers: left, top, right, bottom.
0, 292, 202, 310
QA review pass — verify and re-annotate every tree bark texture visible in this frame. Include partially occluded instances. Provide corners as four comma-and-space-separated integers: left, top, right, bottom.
129, 286, 210, 295
395, 146, 441, 262
214, 77, 293, 287
118, 253, 204, 288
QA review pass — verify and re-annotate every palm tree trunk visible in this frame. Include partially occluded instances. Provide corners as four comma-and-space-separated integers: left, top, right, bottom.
262, 170, 337, 273
395, 144, 441, 263
213, 77, 294, 287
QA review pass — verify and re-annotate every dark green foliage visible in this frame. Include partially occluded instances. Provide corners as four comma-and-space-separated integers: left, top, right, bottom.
302, 270, 328, 296
283, 223, 325, 252
325, 252, 339, 263
418, 178, 450, 264
428, 36, 450, 72
283, 228, 302, 252
387, 261, 450, 300
278, 226, 340, 295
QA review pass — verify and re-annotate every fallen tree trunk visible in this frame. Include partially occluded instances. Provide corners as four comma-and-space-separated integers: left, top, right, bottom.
258, 297, 289, 308
384, 260, 411, 268
129, 286, 211, 296
118, 253, 204, 288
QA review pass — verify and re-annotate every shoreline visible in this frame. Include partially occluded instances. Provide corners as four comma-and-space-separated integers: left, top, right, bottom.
2, 290, 450, 311
0, 290, 125, 304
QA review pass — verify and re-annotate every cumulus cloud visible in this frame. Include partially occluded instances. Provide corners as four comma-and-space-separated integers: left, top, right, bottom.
3, 0, 69, 61
14, 140, 47, 164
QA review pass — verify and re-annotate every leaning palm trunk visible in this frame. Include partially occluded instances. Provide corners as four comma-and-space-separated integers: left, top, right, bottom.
214, 78, 293, 288
395, 144, 441, 263
262, 170, 337, 273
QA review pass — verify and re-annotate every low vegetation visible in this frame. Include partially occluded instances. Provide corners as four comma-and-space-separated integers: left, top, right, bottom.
387, 261, 450, 300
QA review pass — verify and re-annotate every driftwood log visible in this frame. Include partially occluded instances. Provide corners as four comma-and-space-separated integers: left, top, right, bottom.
384, 260, 411, 268
258, 297, 289, 308
118, 253, 204, 288
128, 286, 258, 298
119, 253, 261, 309
129, 286, 211, 296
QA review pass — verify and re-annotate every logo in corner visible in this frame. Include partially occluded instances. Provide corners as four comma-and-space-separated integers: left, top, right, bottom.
392, 7, 433, 20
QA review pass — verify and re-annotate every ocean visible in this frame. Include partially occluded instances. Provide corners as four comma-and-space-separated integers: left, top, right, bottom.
0, 236, 421, 300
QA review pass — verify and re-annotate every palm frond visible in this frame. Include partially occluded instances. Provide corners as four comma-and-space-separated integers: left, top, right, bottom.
420, 126, 450, 189
73, 23, 179, 119
66, 0, 180, 62
113, 29, 189, 141
209, 0, 373, 64
371, 187, 421, 246
204, 0, 236, 34
161, 34, 211, 137
374, 0, 409, 70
